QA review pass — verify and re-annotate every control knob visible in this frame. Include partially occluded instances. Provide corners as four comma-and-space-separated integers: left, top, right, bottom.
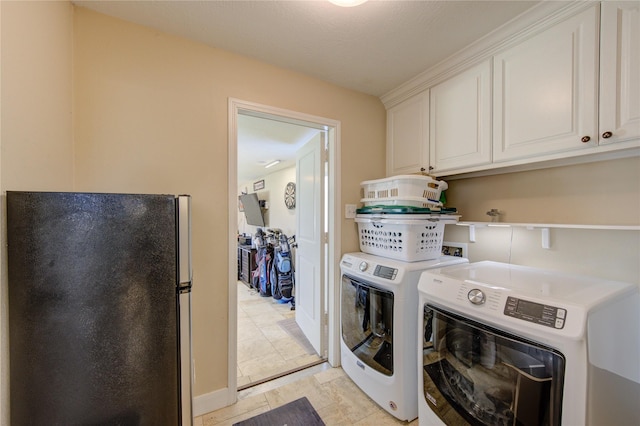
359, 261, 369, 272
468, 289, 486, 305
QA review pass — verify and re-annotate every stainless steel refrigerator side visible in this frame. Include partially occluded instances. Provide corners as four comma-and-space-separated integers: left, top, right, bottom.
178, 195, 193, 426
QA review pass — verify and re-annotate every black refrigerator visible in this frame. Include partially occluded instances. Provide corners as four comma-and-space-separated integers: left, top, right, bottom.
7, 191, 193, 426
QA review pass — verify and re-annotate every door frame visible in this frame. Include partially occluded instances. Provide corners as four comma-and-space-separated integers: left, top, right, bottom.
227, 98, 342, 402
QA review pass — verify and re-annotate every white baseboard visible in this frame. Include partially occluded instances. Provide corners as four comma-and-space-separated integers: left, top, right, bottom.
193, 387, 234, 417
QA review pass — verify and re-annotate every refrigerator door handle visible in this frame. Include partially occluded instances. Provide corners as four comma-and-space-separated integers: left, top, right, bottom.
177, 195, 192, 290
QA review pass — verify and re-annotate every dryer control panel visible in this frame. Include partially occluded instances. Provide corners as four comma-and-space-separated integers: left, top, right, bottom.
504, 296, 566, 329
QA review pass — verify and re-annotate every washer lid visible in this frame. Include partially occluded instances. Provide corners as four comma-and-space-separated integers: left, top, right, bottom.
423, 261, 635, 309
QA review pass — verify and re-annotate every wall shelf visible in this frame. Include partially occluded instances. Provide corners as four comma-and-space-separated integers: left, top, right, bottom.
453, 222, 640, 249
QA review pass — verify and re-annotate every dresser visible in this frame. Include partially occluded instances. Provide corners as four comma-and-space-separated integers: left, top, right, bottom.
238, 245, 257, 287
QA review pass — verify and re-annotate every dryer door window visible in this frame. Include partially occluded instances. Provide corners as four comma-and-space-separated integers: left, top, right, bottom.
422, 305, 565, 426
341, 274, 394, 375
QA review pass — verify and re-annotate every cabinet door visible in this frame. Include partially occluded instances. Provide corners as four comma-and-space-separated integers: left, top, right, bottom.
600, 1, 640, 145
429, 60, 492, 172
493, 5, 599, 162
386, 90, 429, 176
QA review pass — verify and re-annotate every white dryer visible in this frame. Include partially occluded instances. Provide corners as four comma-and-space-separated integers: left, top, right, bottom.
340, 252, 468, 421
417, 261, 640, 426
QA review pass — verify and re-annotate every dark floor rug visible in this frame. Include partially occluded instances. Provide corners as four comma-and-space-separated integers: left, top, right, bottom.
233, 396, 325, 426
277, 317, 316, 355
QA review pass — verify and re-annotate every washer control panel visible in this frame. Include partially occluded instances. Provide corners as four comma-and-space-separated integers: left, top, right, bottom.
340, 255, 400, 281
374, 265, 398, 280
504, 296, 566, 329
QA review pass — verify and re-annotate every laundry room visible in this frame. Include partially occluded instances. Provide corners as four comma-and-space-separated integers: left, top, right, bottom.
2, 1, 639, 426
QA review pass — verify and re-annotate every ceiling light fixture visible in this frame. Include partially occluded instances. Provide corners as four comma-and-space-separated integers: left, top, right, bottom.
328, 0, 368, 7
264, 160, 281, 169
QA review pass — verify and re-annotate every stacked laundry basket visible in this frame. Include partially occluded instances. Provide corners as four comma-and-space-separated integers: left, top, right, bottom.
340, 174, 468, 421
357, 174, 457, 262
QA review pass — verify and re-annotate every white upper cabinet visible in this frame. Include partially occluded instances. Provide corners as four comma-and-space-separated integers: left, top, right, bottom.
386, 90, 429, 176
384, 1, 639, 177
492, 5, 599, 162
599, 1, 640, 145
429, 60, 492, 172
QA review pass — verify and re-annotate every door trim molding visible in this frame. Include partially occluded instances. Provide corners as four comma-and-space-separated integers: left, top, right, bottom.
226, 98, 342, 407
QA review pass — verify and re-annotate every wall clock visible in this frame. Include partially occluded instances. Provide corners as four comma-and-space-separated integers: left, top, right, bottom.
284, 182, 296, 209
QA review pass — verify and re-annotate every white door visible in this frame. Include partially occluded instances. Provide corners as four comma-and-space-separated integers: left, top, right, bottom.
295, 133, 325, 356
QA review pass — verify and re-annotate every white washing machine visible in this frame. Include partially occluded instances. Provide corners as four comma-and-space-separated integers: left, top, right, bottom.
340, 252, 468, 421
417, 261, 640, 426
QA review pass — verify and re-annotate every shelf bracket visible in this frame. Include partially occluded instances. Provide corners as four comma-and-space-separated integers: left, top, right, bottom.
526, 226, 551, 249
469, 224, 476, 243
541, 227, 550, 249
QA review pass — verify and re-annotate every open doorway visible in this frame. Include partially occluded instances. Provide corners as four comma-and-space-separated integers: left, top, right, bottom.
227, 99, 342, 397
236, 116, 323, 389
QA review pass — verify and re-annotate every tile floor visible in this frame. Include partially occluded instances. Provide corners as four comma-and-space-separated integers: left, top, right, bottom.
194, 282, 418, 425
194, 363, 418, 425
236, 281, 323, 387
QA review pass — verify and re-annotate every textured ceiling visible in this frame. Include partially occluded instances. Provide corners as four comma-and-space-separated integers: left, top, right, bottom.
72, 0, 541, 182
74, 0, 539, 97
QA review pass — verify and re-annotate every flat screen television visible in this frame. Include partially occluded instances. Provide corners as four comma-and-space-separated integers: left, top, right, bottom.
239, 193, 265, 227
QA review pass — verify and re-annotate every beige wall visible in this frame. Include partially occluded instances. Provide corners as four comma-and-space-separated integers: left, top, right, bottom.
238, 165, 297, 238
0, 1, 74, 190
441, 156, 640, 284
439, 155, 640, 285
0, 1, 75, 425
445, 156, 640, 225
72, 6, 386, 399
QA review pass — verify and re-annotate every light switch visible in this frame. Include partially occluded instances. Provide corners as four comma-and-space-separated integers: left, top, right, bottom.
345, 204, 357, 219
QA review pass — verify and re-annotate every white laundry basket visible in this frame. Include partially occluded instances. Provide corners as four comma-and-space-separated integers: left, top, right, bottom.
355, 215, 458, 262
360, 175, 448, 208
